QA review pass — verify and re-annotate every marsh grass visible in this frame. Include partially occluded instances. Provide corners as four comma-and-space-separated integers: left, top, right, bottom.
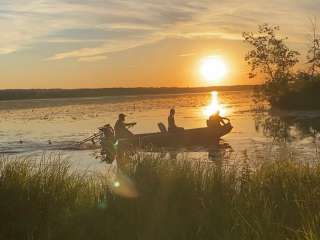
0, 151, 320, 240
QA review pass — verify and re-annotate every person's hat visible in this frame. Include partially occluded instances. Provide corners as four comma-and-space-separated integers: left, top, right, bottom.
119, 113, 126, 118
99, 124, 110, 130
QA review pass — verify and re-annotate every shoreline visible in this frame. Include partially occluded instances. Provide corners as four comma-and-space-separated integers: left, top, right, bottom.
0, 85, 254, 101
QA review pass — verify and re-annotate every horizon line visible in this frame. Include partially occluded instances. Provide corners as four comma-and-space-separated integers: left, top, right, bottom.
0, 84, 257, 91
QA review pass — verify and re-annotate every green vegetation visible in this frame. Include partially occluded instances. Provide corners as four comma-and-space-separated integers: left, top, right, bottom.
243, 23, 320, 109
1, 151, 320, 239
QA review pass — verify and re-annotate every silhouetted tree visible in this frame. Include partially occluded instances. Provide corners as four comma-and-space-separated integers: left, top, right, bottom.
307, 19, 320, 76
243, 24, 300, 104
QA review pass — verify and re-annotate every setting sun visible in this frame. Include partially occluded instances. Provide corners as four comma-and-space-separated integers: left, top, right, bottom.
200, 56, 228, 83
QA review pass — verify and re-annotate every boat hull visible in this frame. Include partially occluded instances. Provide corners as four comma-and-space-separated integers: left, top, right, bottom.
117, 123, 233, 148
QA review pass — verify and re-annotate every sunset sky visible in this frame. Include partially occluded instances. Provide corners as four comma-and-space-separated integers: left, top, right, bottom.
0, 0, 319, 89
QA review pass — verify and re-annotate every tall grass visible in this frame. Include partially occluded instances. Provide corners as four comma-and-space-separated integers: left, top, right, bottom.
0, 152, 320, 240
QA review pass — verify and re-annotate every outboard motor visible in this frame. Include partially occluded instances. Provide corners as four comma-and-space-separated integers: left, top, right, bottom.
99, 124, 117, 163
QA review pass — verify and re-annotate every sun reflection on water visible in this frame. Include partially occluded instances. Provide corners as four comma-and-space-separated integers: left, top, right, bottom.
203, 91, 227, 118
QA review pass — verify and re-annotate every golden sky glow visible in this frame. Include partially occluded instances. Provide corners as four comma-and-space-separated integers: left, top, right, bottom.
0, 0, 318, 89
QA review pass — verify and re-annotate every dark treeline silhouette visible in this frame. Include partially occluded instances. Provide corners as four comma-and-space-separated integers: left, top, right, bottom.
0, 85, 253, 101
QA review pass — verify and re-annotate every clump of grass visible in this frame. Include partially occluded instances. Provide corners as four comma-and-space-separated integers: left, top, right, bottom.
119, 153, 320, 240
0, 154, 104, 240
1, 152, 320, 240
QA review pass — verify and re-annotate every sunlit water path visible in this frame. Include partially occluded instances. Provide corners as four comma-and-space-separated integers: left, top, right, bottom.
0, 90, 319, 169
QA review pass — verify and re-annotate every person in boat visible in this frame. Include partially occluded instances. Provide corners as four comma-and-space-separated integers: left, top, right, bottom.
168, 108, 184, 132
207, 110, 230, 128
114, 113, 136, 139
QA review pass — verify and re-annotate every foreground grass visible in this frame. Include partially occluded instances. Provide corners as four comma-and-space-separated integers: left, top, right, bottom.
1, 152, 320, 240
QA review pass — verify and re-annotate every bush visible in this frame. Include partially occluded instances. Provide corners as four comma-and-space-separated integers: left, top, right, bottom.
273, 73, 320, 109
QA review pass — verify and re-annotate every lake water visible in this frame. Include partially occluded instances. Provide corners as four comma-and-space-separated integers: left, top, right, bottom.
1, 90, 319, 170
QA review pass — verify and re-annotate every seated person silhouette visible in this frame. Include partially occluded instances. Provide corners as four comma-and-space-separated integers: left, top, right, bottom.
168, 109, 184, 133
114, 113, 136, 139
207, 110, 230, 128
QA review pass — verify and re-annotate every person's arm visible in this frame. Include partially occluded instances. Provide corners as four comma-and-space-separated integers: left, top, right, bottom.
221, 117, 230, 124
125, 122, 137, 127
222, 117, 230, 121
172, 117, 177, 128
168, 116, 176, 128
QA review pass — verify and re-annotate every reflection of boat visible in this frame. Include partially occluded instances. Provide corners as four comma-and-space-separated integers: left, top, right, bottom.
116, 123, 233, 149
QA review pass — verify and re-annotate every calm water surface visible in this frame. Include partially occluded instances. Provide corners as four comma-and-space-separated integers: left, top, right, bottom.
1, 90, 319, 169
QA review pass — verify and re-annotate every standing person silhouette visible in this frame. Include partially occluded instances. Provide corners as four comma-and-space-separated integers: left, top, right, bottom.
168, 109, 184, 133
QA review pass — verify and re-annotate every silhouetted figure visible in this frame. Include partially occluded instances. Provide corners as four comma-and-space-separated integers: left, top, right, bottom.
114, 113, 136, 139
168, 109, 184, 133
99, 124, 116, 163
207, 110, 230, 128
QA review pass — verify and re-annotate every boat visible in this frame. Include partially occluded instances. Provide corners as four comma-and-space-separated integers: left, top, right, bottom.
115, 123, 233, 149
93, 122, 233, 163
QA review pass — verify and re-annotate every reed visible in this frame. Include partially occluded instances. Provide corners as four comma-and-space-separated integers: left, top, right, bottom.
0, 151, 320, 240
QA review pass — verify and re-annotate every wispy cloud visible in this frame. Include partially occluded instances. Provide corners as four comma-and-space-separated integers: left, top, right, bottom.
0, 0, 319, 60
47, 37, 157, 60
179, 52, 197, 57
78, 55, 107, 62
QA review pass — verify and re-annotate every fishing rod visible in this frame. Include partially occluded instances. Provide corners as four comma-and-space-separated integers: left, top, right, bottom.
77, 124, 113, 146
77, 122, 135, 146
78, 132, 103, 145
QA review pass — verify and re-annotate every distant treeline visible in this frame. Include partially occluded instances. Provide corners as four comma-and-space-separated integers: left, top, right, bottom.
0, 85, 253, 101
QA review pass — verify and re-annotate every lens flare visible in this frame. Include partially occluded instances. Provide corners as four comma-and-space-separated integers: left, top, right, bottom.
113, 181, 121, 188
109, 171, 139, 199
